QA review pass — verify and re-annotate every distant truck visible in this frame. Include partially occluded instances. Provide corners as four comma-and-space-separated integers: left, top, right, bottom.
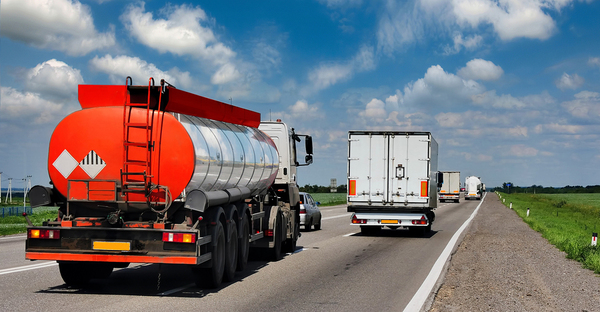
347, 131, 441, 235
464, 176, 482, 200
439, 171, 460, 203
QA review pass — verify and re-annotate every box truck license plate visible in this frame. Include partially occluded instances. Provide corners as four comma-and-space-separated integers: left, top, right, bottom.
93, 241, 131, 251
381, 220, 398, 224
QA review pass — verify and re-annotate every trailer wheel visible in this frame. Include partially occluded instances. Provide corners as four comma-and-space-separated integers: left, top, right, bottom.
223, 219, 238, 282
236, 214, 250, 271
272, 211, 283, 261
194, 222, 225, 288
360, 226, 381, 236
58, 261, 112, 286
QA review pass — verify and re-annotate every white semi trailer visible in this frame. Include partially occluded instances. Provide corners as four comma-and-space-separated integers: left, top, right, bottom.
439, 171, 460, 203
347, 131, 441, 235
464, 176, 482, 200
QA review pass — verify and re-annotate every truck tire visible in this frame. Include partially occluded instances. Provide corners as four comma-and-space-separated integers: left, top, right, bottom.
58, 261, 113, 286
194, 222, 226, 288
360, 226, 381, 235
284, 210, 299, 253
236, 214, 250, 271
223, 219, 238, 282
272, 212, 283, 261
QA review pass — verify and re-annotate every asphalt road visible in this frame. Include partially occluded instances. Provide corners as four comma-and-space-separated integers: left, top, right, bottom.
0, 198, 482, 312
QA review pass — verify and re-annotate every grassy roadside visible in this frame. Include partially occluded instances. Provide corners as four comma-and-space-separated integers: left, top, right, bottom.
309, 193, 346, 206
497, 192, 600, 274
0, 207, 58, 236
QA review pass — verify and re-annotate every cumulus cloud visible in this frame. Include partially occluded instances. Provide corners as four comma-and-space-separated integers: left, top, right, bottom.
121, 2, 238, 85
561, 91, 600, 120
0, 0, 115, 56
89, 55, 194, 89
359, 99, 387, 119
24, 59, 84, 100
555, 72, 585, 91
271, 100, 322, 122
589, 57, 600, 67
458, 59, 504, 81
0, 87, 66, 125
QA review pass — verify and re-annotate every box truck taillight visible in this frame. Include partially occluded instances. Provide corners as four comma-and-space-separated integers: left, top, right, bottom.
421, 181, 428, 197
411, 216, 428, 225
162, 232, 196, 243
351, 214, 366, 224
28, 229, 60, 239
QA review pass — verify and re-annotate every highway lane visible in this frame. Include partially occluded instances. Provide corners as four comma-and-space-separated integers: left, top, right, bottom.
0, 197, 483, 312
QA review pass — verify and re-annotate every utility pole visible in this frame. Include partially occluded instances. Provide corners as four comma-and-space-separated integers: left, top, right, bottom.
0, 172, 2, 204
23, 178, 27, 207
6, 178, 12, 204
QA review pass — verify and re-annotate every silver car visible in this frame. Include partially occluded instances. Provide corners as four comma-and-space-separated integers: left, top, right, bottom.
299, 192, 322, 231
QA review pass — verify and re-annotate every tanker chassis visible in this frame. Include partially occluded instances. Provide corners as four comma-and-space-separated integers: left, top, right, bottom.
25, 78, 313, 288
347, 131, 442, 236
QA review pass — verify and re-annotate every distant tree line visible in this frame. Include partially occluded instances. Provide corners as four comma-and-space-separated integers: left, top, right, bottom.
300, 184, 347, 193
488, 182, 600, 194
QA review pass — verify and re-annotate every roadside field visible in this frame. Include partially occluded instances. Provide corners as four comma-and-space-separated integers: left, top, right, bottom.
310, 193, 346, 206
0, 207, 58, 236
498, 192, 600, 273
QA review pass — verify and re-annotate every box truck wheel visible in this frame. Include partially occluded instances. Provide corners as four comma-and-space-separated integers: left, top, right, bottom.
236, 213, 250, 271
223, 219, 238, 282
193, 222, 225, 288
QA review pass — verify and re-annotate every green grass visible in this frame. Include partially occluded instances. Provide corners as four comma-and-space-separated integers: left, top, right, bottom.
0, 207, 58, 236
498, 192, 600, 273
311, 193, 346, 206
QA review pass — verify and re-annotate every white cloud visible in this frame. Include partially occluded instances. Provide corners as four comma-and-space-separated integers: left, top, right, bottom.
359, 99, 387, 119
555, 72, 585, 91
271, 100, 322, 122
0, 0, 115, 56
0, 87, 66, 125
458, 59, 504, 81
89, 55, 194, 89
471, 91, 526, 109
24, 59, 84, 100
561, 91, 600, 120
510, 144, 538, 157
443, 33, 483, 54
589, 57, 600, 67
121, 2, 239, 85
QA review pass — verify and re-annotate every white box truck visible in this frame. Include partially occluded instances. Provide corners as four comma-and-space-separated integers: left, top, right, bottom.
347, 131, 441, 235
464, 176, 482, 200
439, 171, 460, 203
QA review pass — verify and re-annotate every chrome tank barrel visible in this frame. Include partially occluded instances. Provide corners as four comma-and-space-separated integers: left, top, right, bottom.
176, 113, 279, 199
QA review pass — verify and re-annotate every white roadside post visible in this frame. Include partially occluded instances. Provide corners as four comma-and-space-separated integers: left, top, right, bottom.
527, 208, 530, 217
510, 202, 512, 209
592, 233, 598, 247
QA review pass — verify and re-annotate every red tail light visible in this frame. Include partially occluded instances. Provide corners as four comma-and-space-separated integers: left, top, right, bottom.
351, 214, 366, 224
28, 229, 60, 239
300, 208, 306, 214
162, 232, 196, 243
265, 229, 274, 237
411, 215, 428, 225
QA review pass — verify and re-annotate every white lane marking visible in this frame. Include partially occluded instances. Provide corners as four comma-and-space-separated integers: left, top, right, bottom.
343, 232, 357, 237
158, 283, 195, 296
322, 213, 352, 221
0, 261, 58, 276
0, 235, 26, 241
403, 193, 487, 312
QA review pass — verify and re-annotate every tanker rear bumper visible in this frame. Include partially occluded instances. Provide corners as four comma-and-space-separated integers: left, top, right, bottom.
25, 226, 211, 265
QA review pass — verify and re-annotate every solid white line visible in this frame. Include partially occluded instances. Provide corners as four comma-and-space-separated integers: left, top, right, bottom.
322, 213, 352, 221
343, 232, 356, 237
0, 261, 58, 276
403, 193, 487, 312
158, 283, 195, 296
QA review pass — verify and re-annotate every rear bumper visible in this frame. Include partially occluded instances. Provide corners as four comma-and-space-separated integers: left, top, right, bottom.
26, 251, 206, 264
350, 212, 430, 227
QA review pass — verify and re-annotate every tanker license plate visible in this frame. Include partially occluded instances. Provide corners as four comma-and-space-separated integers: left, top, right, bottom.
93, 241, 131, 251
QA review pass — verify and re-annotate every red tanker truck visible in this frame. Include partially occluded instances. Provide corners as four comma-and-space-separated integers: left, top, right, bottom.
25, 78, 313, 288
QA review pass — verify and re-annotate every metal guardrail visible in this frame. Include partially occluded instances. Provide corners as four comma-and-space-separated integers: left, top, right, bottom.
1, 206, 33, 218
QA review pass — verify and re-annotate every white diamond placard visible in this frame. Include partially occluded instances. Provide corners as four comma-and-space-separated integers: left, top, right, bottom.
53, 149, 79, 179
79, 150, 106, 179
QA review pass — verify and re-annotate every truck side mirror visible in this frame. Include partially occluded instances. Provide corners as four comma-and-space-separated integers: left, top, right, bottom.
437, 172, 443, 187
305, 136, 313, 155
305, 154, 313, 165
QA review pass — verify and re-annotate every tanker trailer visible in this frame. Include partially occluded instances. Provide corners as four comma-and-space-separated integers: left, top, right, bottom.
25, 78, 314, 288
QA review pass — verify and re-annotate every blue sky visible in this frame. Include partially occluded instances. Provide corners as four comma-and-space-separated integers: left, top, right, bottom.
1, 0, 600, 191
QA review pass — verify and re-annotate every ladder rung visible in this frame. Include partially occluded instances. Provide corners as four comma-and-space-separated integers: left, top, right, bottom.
125, 123, 151, 128
121, 172, 146, 176
122, 189, 147, 194
124, 142, 147, 147
125, 103, 148, 107
124, 160, 147, 165
124, 181, 146, 186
